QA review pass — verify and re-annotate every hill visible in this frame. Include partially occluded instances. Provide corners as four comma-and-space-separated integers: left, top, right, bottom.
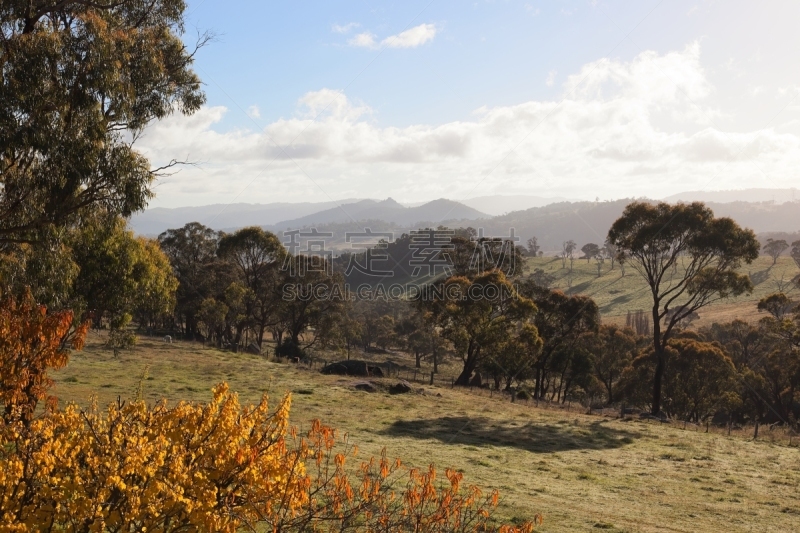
664, 188, 800, 204
52, 332, 800, 533
460, 195, 573, 216
524, 255, 800, 325
270, 198, 490, 230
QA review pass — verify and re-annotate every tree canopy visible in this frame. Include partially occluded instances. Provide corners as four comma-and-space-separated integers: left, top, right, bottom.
0, 0, 204, 245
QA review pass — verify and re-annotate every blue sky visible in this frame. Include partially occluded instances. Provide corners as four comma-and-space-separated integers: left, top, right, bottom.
140, 0, 800, 207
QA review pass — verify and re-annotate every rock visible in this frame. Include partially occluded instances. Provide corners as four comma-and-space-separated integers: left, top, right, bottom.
388, 381, 412, 394
245, 343, 261, 355
321, 360, 384, 377
352, 381, 377, 393
469, 372, 482, 387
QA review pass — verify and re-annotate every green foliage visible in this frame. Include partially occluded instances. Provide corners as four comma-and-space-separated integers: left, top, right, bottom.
70, 216, 177, 328
0, 0, 205, 245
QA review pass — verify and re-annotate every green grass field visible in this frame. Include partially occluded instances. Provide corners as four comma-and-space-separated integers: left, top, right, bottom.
526, 255, 800, 326
52, 331, 800, 533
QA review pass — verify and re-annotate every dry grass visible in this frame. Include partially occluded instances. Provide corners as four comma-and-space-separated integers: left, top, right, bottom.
52, 332, 800, 533
527, 255, 800, 326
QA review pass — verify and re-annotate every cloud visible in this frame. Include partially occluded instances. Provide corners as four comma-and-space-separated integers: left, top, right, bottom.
348, 23, 437, 49
546, 70, 557, 87
139, 43, 800, 206
332, 22, 359, 34
348, 32, 376, 48
383, 23, 437, 48
247, 105, 260, 119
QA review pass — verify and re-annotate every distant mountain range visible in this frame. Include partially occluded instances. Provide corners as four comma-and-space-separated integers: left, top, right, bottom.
269, 198, 489, 230
129, 189, 800, 251
129, 199, 362, 236
662, 188, 800, 204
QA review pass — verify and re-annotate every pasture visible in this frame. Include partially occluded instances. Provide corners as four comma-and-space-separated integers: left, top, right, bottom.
53, 331, 800, 533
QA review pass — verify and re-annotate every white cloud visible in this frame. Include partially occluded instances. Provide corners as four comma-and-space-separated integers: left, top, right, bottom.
383, 24, 437, 48
332, 22, 359, 34
139, 43, 800, 206
247, 105, 260, 119
348, 23, 437, 49
546, 70, 557, 87
348, 32, 376, 48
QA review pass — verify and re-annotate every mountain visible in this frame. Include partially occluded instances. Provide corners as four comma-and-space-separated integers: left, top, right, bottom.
270, 198, 489, 229
478, 199, 800, 252
460, 195, 572, 216
663, 188, 800, 204
129, 199, 365, 235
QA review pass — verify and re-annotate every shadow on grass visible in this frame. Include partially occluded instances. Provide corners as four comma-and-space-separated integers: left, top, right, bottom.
381, 416, 642, 453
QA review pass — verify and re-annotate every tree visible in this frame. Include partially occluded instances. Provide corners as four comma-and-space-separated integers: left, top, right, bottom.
434, 270, 538, 386
607, 201, 759, 415
159, 223, 229, 339
527, 237, 540, 257
762, 239, 789, 265
581, 243, 600, 263
218, 227, 286, 348
604, 239, 618, 269
70, 216, 177, 330
0, 0, 205, 245
792, 240, 800, 270
589, 325, 638, 404
664, 338, 738, 423
0, 290, 88, 426
481, 323, 542, 391
197, 297, 229, 346
276, 255, 345, 358
560, 240, 576, 270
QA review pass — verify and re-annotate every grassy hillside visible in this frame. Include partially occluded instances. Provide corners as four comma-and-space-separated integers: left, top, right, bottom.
525, 255, 800, 326
53, 334, 800, 533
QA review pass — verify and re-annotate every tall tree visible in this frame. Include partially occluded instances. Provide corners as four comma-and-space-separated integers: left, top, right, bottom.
159, 223, 227, 339
0, 0, 205, 245
218, 227, 285, 347
607, 201, 759, 415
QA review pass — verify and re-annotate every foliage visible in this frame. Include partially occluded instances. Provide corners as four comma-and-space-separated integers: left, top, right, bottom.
71, 216, 177, 328
762, 238, 789, 265
430, 270, 539, 386
587, 325, 638, 405
0, 290, 88, 426
0, 0, 205, 245
607, 201, 759, 415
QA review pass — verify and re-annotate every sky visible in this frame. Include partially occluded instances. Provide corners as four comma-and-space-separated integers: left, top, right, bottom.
138, 0, 800, 208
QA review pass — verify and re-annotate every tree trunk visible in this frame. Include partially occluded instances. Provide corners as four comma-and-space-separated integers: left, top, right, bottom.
651, 303, 665, 416
455, 345, 479, 386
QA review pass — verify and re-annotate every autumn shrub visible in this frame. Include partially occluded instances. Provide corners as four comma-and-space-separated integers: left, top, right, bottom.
0, 292, 540, 532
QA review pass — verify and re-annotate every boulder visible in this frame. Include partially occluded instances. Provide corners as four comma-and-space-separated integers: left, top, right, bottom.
245, 342, 261, 355
321, 360, 384, 377
388, 381, 412, 395
352, 381, 378, 393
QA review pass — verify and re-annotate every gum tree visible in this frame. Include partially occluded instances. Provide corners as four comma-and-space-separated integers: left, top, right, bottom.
607, 201, 759, 416
0, 0, 205, 245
